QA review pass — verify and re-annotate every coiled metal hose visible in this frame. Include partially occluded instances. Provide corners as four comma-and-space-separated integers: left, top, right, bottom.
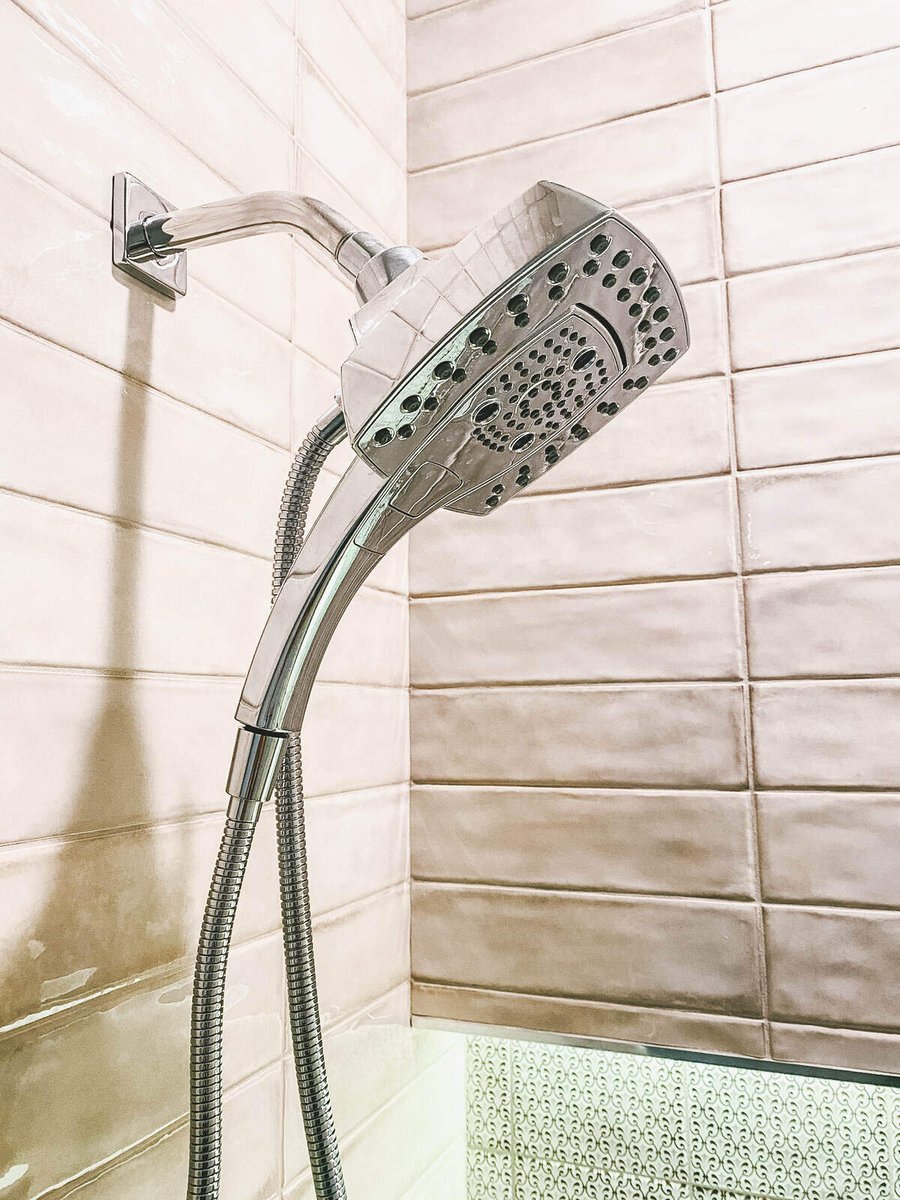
273, 408, 348, 1200
187, 814, 257, 1198
186, 406, 347, 1200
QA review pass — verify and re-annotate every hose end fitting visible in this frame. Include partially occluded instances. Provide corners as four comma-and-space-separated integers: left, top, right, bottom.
226, 725, 288, 820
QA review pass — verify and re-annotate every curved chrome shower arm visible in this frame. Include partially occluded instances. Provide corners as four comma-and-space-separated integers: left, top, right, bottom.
111, 171, 421, 302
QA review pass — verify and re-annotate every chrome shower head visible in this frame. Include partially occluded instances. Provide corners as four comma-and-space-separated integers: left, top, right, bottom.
340, 180, 688, 516
233, 180, 689, 745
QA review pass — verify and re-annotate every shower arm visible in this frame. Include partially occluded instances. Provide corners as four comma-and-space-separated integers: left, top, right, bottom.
111, 171, 421, 301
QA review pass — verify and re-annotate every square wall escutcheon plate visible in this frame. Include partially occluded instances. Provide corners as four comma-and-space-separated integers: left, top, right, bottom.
111, 172, 187, 300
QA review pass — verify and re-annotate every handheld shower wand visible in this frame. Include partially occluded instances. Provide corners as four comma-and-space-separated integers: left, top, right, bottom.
112, 175, 689, 1199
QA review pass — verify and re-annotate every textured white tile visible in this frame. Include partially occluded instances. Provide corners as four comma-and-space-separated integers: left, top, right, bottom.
759, 792, 900, 908
734, 351, 900, 469
293, 246, 359, 374
411, 684, 747, 787
412, 786, 754, 897
298, 0, 405, 165
527, 377, 731, 494
407, 0, 703, 91
0, 670, 239, 844
306, 785, 409, 915
298, 69, 405, 239
0, 808, 279, 1026
746, 567, 900, 677
411, 884, 762, 1014
0, 0, 291, 335
0, 936, 283, 1198
621, 191, 721, 286
662, 281, 728, 382
718, 50, 900, 182
753, 682, 900, 788
303, 682, 409, 797
0, 157, 292, 446
739, 459, 900, 572
411, 578, 742, 684
14, 0, 291, 194
765, 906, 900, 1029
409, 13, 710, 170
714, 0, 900, 89
0, 322, 288, 557
175, 0, 295, 123
313, 886, 410, 1028
723, 147, 900, 275
320, 587, 409, 686
729, 249, 900, 371
0, 492, 269, 675
409, 100, 717, 250
341, 0, 406, 85
410, 477, 736, 594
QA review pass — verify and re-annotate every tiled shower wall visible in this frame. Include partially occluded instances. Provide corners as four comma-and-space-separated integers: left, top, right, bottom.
407, 0, 900, 1074
0, 0, 414, 1195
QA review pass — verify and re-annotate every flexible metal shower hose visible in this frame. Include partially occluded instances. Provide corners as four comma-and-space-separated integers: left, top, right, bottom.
186, 411, 346, 1200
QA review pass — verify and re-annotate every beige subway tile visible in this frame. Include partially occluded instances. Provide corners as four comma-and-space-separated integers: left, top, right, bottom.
759, 792, 900, 908
369, 533, 410, 597
69, 1066, 283, 1200
175, 0, 295, 123
409, 99, 717, 250
714, 0, 900, 90
292, 347, 345, 454
403, 1140, 466, 1200
753, 682, 900, 789
14, 0, 291, 194
298, 0, 406, 165
410, 477, 736, 594
409, 14, 710, 170
0, 934, 283, 1198
303, 682, 410, 798
730, 249, 900, 371
411, 685, 747, 788
0, 670, 239, 844
313, 886, 410, 1028
770, 1022, 900, 1076
0, 323, 288, 557
734, 351, 900, 469
340, 0, 406, 85
0, 809, 279, 1027
718, 50, 900, 182
305, 785, 409, 915
412, 982, 767, 1058
620, 191, 721, 286
765, 905, 900, 1030
412, 884, 762, 1015
286, 1042, 463, 1200
654, 281, 728, 383
746, 567, 900, 678
297, 147, 401, 246
411, 578, 741, 685
321, 588, 409, 687
411, 786, 754, 898
723, 147, 900, 275
293, 246, 359, 375
0, 492, 269, 675
0, 1, 291, 336
528, 377, 731, 494
0, 158, 291, 446
739, 459, 900, 572
407, 0, 703, 92
298, 69, 405, 239
284, 1022, 457, 1183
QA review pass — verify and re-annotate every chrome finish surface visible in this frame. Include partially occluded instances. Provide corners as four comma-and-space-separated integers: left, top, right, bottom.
110, 173, 405, 301
340, 180, 689, 514
111, 172, 187, 299
225, 725, 287, 808
353, 244, 424, 304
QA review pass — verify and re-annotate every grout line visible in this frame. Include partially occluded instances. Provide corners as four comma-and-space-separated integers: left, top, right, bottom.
409, 93, 710, 177
713, 40, 900, 98
705, 0, 771, 1059
407, 9, 703, 99
333, 0, 405, 89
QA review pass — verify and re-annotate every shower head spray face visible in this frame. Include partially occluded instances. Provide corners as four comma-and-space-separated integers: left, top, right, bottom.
235, 180, 689, 739
340, 180, 689, 516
